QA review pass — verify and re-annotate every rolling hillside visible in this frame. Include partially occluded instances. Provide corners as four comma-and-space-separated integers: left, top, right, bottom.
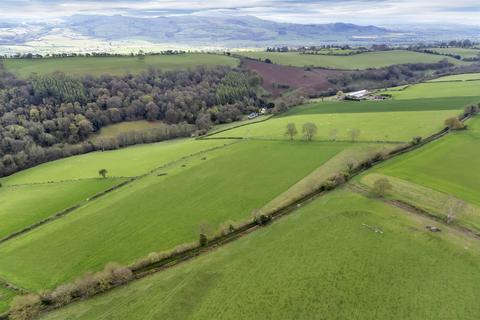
239, 50, 468, 70
1, 73, 479, 318
4, 53, 239, 77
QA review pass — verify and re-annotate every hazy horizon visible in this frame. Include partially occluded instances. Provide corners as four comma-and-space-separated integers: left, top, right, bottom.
1, 0, 480, 26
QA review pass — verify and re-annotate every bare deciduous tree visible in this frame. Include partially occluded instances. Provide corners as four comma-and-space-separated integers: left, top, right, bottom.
444, 197, 466, 224
285, 123, 298, 140
371, 177, 392, 197
302, 122, 318, 141
329, 128, 339, 141
348, 128, 361, 142
444, 117, 465, 130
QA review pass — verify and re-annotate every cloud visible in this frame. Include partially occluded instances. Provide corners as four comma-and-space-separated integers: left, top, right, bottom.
1, 0, 480, 25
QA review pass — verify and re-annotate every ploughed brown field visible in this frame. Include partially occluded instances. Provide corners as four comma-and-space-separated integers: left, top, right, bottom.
243, 59, 342, 96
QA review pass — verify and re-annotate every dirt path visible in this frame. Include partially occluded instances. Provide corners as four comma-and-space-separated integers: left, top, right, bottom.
348, 183, 480, 241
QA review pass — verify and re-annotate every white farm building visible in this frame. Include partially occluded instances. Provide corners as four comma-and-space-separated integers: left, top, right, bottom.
347, 90, 369, 99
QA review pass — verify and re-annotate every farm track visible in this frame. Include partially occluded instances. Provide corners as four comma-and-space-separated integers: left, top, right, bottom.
2, 177, 132, 188
0, 141, 239, 246
348, 183, 480, 240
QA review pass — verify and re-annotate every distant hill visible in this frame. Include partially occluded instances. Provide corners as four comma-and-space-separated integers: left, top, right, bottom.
65, 15, 391, 45
1, 15, 480, 51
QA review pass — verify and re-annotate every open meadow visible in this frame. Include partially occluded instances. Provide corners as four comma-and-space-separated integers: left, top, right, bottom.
361, 118, 480, 205
428, 73, 480, 82
0, 179, 124, 240
0, 139, 226, 185
427, 47, 480, 59
41, 189, 480, 320
90, 121, 170, 141
239, 50, 467, 69
382, 80, 480, 100
1, 69, 480, 318
3, 53, 239, 77
212, 98, 469, 142
0, 140, 348, 289
357, 117, 480, 234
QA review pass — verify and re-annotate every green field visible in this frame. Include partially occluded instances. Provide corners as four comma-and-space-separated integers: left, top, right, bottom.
3, 75, 480, 318
0, 139, 225, 185
383, 80, 480, 100
0, 286, 15, 315
212, 99, 467, 142
42, 189, 480, 320
3, 53, 239, 77
428, 47, 480, 59
0, 140, 347, 289
359, 172, 480, 232
240, 50, 466, 69
90, 121, 170, 142
429, 73, 480, 82
0, 179, 124, 239
363, 117, 480, 208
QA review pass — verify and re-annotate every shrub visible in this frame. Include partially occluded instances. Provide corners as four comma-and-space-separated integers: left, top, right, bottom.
50, 283, 75, 306
371, 178, 393, 197
9, 294, 42, 320
256, 214, 272, 226
411, 136, 422, 145
444, 117, 465, 130
72, 272, 97, 298
199, 233, 208, 246
464, 104, 479, 116
100, 262, 133, 286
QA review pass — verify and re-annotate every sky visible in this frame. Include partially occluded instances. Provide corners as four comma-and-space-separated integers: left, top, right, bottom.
1, 0, 480, 26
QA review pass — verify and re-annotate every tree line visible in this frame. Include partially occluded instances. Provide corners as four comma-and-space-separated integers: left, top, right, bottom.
0, 63, 264, 177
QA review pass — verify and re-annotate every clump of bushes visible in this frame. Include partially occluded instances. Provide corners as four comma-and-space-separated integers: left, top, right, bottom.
129, 242, 197, 272
464, 104, 479, 116
411, 136, 422, 145
371, 178, 393, 198
323, 171, 350, 190
10, 263, 133, 319
445, 117, 466, 130
9, 294, 42, 320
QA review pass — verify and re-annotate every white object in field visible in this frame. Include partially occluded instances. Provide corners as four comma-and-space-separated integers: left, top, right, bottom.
347, 90, 369, 99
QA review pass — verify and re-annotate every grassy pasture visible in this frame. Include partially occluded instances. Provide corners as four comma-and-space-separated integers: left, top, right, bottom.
369, 117, 480, 207
280, 97, 474, 115
383, 80, 480, 100
41, 190, 480, 320
0, 140, 346, 289
428, 47, 480, 59
429, 73, 480, 82
3, 53, 239, 78
0, 139, 225, 185
240, 50, 466, 70
0, 179, 124, 239
213, 99, 465, 142
359, 173, 480, 232
90, 121, 169, 141
262, 143, 395, 214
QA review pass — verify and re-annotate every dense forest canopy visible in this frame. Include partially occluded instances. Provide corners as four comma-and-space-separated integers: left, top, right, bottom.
0, 62, 263, 177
